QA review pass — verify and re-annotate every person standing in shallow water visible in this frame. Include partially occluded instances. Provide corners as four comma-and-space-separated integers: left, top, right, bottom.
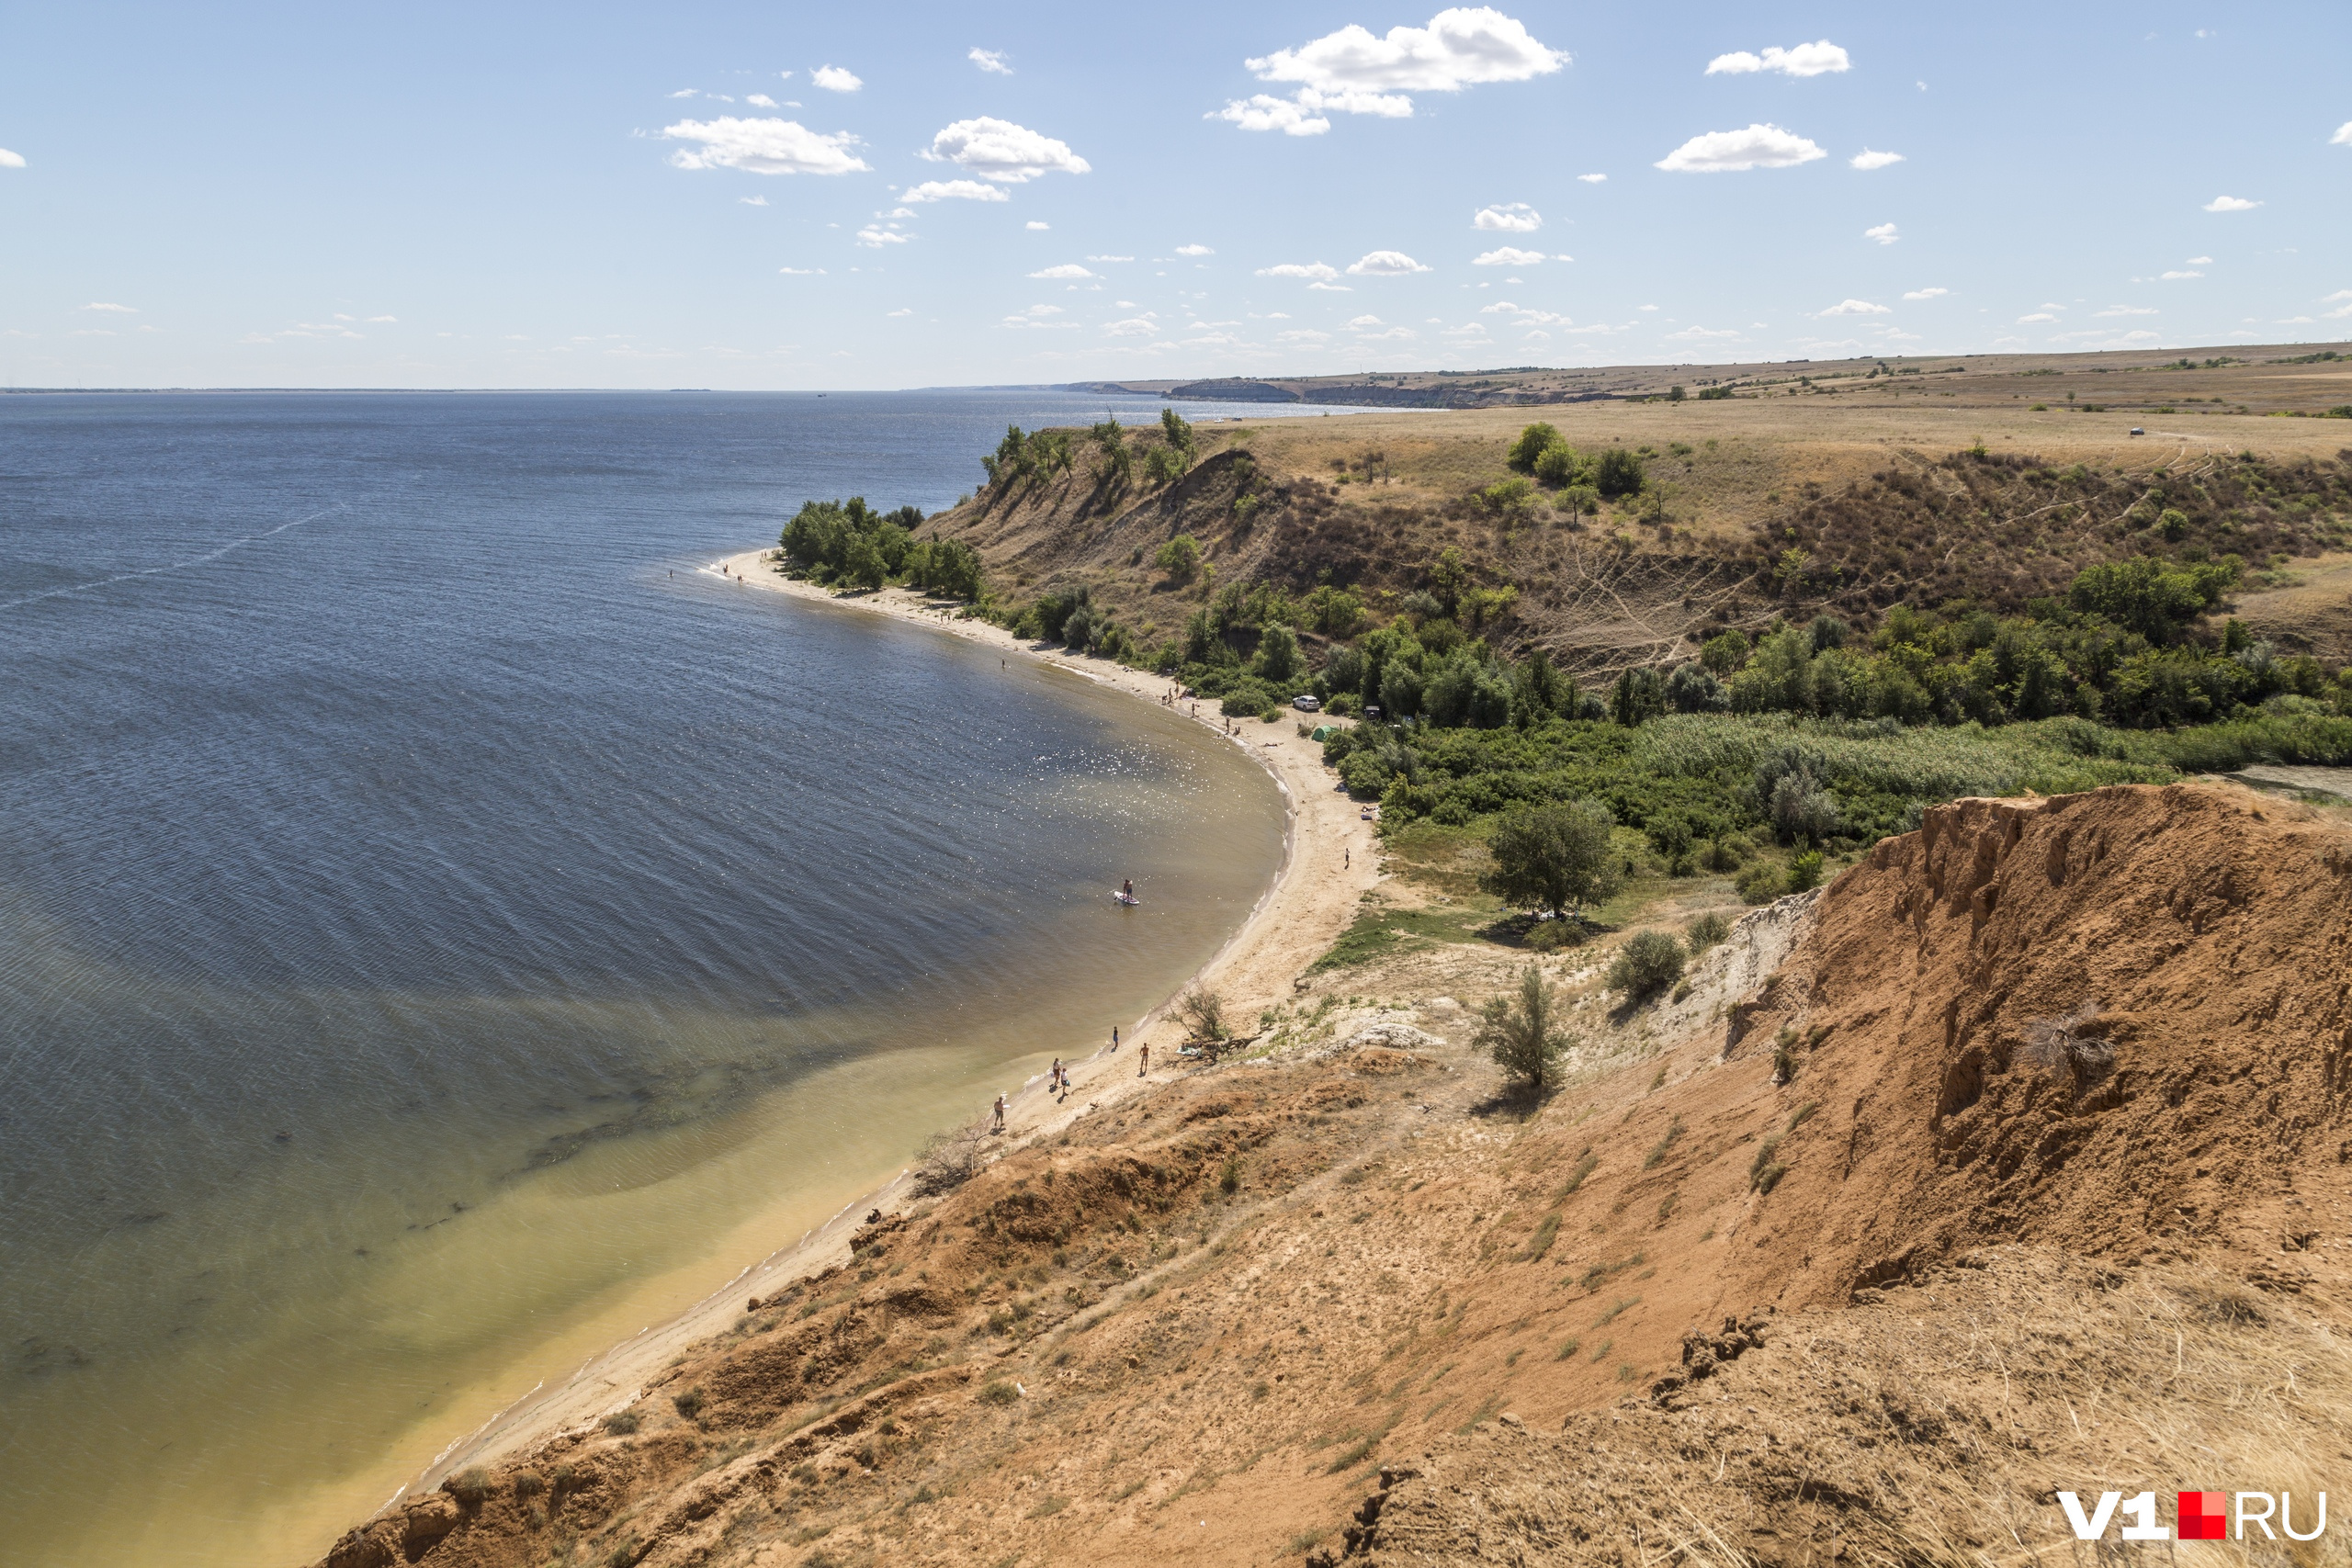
992, 1093, 1006, 1132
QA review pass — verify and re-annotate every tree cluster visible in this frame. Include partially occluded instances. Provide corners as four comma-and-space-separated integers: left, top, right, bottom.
778, 497, 981, 598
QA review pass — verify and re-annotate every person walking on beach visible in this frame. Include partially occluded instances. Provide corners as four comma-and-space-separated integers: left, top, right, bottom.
1112, 1024, 1120, 1052
1049, 1057, 1062, 1095
1138, 1042, 1148, 1077
992, 1093, 1006, 1133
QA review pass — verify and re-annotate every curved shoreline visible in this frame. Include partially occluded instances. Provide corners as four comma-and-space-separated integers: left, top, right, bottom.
391, 550, 1377, 1502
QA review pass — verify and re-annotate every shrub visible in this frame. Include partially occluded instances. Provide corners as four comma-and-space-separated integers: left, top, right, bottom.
602, 1410, 641, 1436
1176, 986, 1229, 1041
512, 1472, 547, 1499
1507, 423, 1562, 473
1218, 1156, 1241, 1194
446, 1468, 494, 1505
1474, 964, 1575, 1094
1524, 919, 1581, 953
1607, 931, 1686, 1001
1665, 662, 1726, 714
1686, 910, 1731, 951
673, 1387, 706, 1419
911, 1124, 988, 1196
1736, 862, 1787, 904
1154, 534, 1203, 583
1594, 447, 1646, 498
978, 1381, 1019, 1406
1768, 768, 1839, 845
1749, 1134, 1788, 1193
1786, 849, 1826, 892
1533, 441, 1585, 489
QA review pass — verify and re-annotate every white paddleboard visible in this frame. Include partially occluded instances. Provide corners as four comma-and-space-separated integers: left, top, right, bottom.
1112, 890, 1140, 906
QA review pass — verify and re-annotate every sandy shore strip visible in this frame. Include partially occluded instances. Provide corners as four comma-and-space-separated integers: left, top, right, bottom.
401, 549, 1377, 1495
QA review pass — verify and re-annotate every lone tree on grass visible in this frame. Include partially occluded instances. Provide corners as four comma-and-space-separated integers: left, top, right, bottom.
1480, 800, 1623, 922
1475, 963, 1575, 1096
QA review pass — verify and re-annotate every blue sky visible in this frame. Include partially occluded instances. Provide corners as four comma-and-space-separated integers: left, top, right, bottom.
3, 2, 2347, 389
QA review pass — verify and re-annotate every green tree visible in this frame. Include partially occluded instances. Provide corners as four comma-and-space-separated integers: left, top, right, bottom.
1090, 414, 1133, 486
1558, 483, 1600, 522
1480, 800, 1623, 920
1154, 534, 1203, 584
1255, 622, 1303, 685
1507, 423, 1563, 474
1700, 630, 1750, 676
1474, 964, 1575, 1095
1611, 666, 1666, 726
1512, 644, 1568, 723
840, 529, 889, 591
1159, 406, 1196, 457
1428, 546, 1471, 615
2067, 556, 2237, 645
1532, 441, 1585, 489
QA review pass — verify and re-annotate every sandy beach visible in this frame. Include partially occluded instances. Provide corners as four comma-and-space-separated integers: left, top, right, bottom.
401, 549, 1378, 1495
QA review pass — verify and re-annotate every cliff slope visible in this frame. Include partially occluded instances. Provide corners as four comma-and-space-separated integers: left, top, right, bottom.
313, 783, 2352, 1568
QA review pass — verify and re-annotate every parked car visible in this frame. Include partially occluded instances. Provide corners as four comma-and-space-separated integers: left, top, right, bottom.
2129, 427, 2145, 436
1292, 694, 1321, 712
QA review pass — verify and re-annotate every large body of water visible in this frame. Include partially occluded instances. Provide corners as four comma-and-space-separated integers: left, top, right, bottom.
0, 391, 1306, 1567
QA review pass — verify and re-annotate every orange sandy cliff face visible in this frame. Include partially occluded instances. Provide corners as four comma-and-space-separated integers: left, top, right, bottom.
319, 784, 2352, 1568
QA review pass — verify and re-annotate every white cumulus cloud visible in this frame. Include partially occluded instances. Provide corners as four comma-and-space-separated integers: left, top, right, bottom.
855, 226, 910, 247
1481, 301, 1568, 324
1576, 172, 1605, 183
1103, 317, 1159, 337
924, 118, 1091, 183
886, 308, 913, 317
1665, 324, 1744, 342
2017, 311, 2057, 323
1864, 222, 1899, 245
1656, 123, 1826, 173
1902, 287, 1948, 300
0, 148, 22, 168
1474, 202, 1542, 231
1030, 263, 1094, 278
2094, 304, 2158, 317
83, 301, 139, 313
1216, 7, 1566, 133
900, 179, 1009, 203
746, 94, 778, 108
1346, 250, 1430, 276
1250, 7, 1567, 93
811, 64, 862, 93
2203, 195, 2260, 211
1026, 220, 1050, 231
2161, 269, 2205, 280
1174, 243, 1214, 256
1257, 262, 1340, 281
1210, 96, 1331, 136
1816, 299, 1889, 316
1704, 40, 1849, 77
970, 48, 1012, 75
778, 266, 825, 275
1850, 148, 1905, 170
662, 118, 870, 176
1473, 246, 1545, 266
1085, 254, 1134, 263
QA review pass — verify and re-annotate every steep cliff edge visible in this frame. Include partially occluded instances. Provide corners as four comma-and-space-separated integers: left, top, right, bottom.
313, 784, 2352, 1568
